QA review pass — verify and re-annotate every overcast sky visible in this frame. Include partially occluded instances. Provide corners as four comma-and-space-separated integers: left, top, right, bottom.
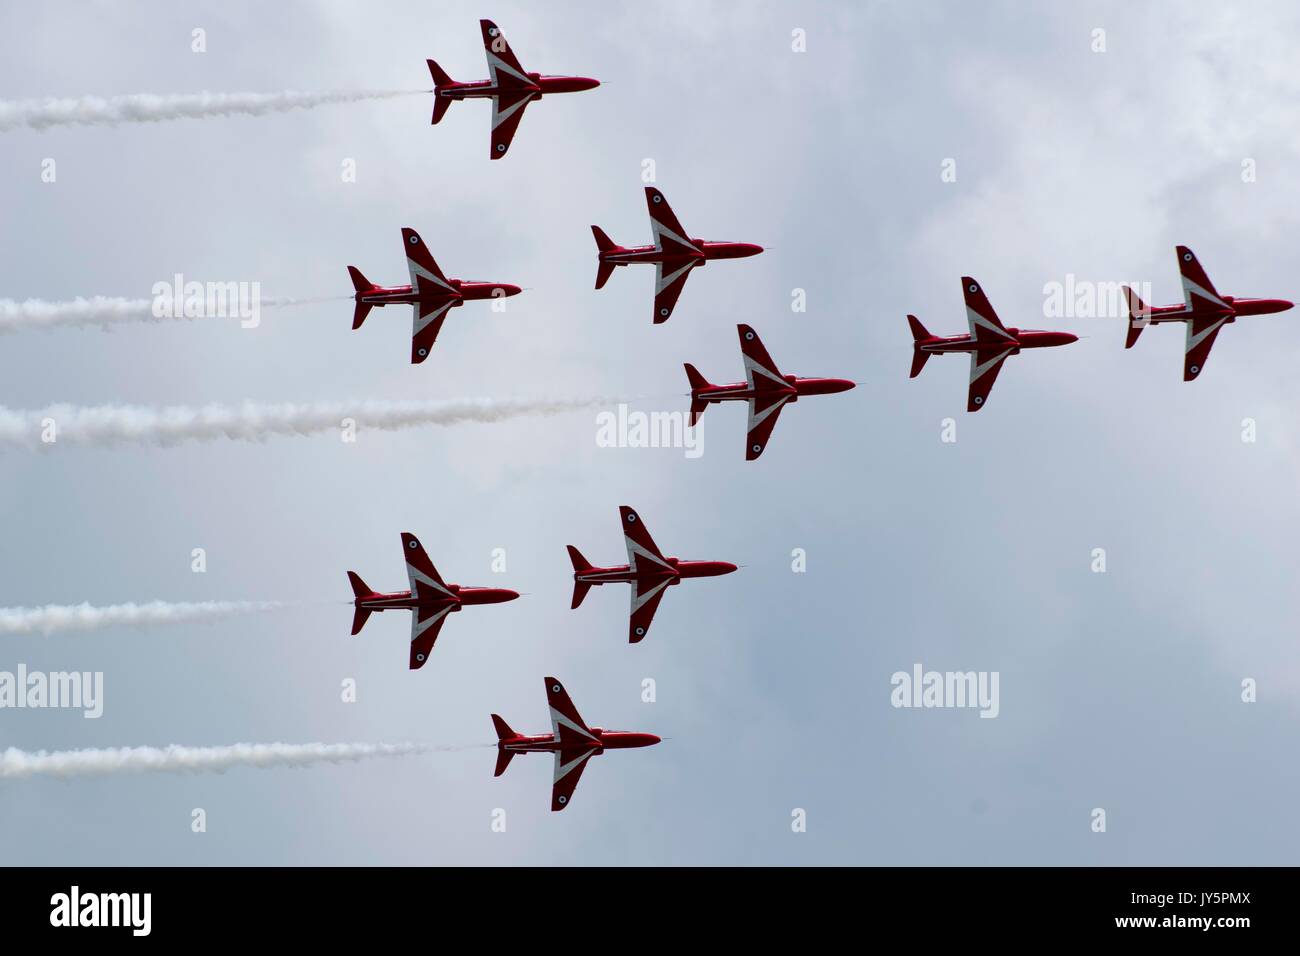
2, 0, 1300, 865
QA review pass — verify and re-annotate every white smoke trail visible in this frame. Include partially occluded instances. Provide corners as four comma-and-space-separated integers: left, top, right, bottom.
0, 742, 435, 779
0, 601, 281, 636
0, 397, 605, 448
0, 296, 341, 333
0, 89, 422, 132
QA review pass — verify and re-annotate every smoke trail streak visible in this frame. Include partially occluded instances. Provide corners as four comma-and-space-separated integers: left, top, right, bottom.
0, 398, 606, 448
0, 601, 282, 636
0, 89, 422, 132
0, 742, 442, 779
0, 296, 341, 333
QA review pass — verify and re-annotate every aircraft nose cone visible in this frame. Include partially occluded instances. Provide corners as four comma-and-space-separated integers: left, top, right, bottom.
743, 243, 765, 257
578, 77, 601, 91
1280, 299, 1295, 312
645, 734, 662, 746
501, 589, 521, 602
719, 562, 739, 575
1062, 332, 1079, 344
499, 284, 523, 297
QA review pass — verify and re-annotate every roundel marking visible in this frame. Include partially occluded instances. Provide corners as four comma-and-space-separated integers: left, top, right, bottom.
635, 627, 645, 636
416, 653, 426, 662
558, 795, 567, 804
745, 330, 754, 340
418, 348, 428, 357
488, 26, 499, 36
752, 443, 762, 453
496, 143, 506, 153
1183, 252, 1192, 261
626, 512, 637, 523
974, 396, 983, 405
1190, 365, 1199, 374
408, 539, 418, 549
659, 308, 669, 316
968, 283, 978, 293
409, 235, 419, 244
652, 194, 662, 204
551, 683, 561, 693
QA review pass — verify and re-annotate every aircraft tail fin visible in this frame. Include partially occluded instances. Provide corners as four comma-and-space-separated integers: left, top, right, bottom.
427, 61, 455, 124
567, 546, 594, 608
684, 363, 711, 424
347, 571, 371, 598
491, 714, 517, 776
347, 266, 373, 292
348, 267, 375, 329
592, 227, 617, 289
907, 315, 932, 378
1124, 285, 1149, 349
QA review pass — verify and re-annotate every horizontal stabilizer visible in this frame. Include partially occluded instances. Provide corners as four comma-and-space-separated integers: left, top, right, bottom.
1124, 285, 1148, 349
350, 607, 372, 636
352, 301, 373, 330
910, 350, 931, 378
595, 260, 615, 290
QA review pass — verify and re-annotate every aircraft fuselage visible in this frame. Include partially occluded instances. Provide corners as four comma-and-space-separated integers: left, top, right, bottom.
695, 375, 856, 406
436, 73, 600, 101
356, 281, 521, 309
575, 558, 738, 587
918, 328, 1078, 354
1134, 296, 1293, 325
354, 585, 519, 614
500, 729, 661, 754
598, 240, 764, 268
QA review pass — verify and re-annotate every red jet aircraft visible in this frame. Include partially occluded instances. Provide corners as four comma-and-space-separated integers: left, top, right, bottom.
567, 506, 736, 643
686, 324, 856, 460
347, 533, 519, 670
492, 676, 661, 811
347, 227, 521, 364
907, 277, 1078, 411
591, 187, 764, 323
1123, 245, 1293, 380
427, 19, 599, 159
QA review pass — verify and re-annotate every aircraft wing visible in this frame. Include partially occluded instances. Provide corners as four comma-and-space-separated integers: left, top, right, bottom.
967, 347, 1015, 412
620, 506, 672, 574
410, 300, 455, 364
489, 90, 534, 159
652, 259, 696, 323
962, 277, 1017, 345
629, 576, 671, 643
546, 676, 599, 747
403, 228, 453, 295
409, 604, 452, 670
1177, 246, 1230, 313
551, 747, 597, 811
1184, 314, 1229, 381
645, 187, 699, 255
401, 533, 453, 597
738, 324, 787, 390
480, 20, 532, 88
746, 393, 792, 460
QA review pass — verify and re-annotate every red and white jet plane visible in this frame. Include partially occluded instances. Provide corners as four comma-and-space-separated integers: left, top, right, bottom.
591, 187, 764, 324
347, 227, 521, 364
492, 676, 661, 811
686, 324, 856, 460
907, 277, 1078, 412
427, 19, 599, 159
567, 506, 736, 643
347, 533, 519, 670
1123, 245, 1293, 380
